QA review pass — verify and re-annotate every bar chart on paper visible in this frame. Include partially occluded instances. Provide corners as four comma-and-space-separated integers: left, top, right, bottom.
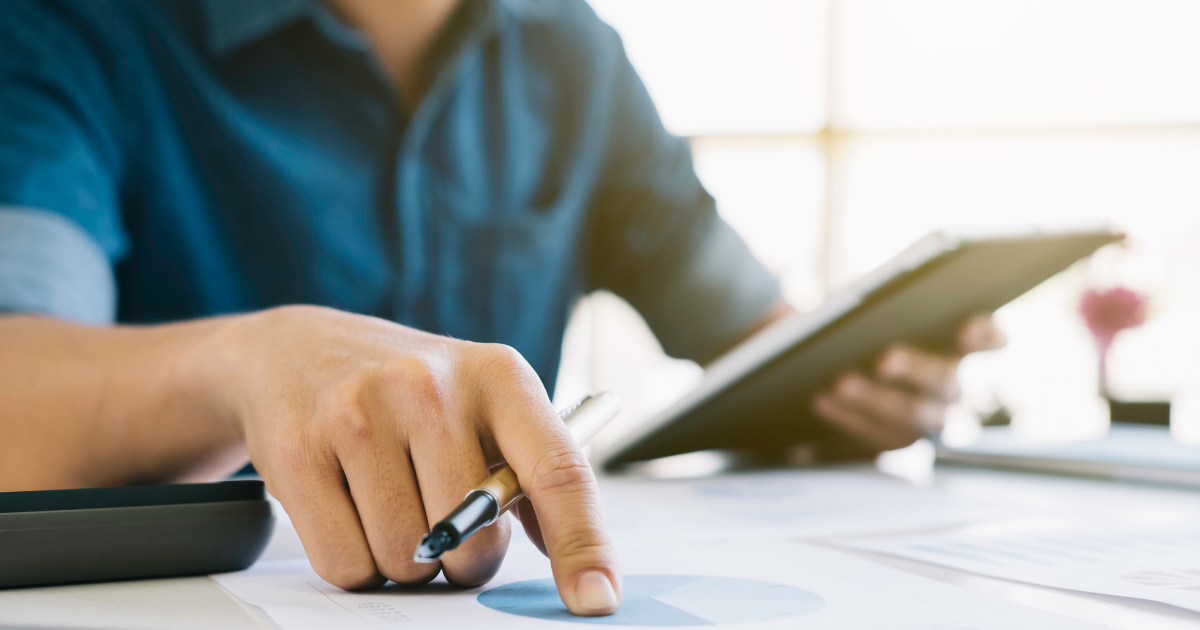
477, 575, 825, 625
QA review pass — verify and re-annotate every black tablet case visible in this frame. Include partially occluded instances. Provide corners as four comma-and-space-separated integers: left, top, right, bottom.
0, 480, 273, 588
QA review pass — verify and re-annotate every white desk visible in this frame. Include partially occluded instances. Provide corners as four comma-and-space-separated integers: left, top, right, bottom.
1, 465, 1196, 630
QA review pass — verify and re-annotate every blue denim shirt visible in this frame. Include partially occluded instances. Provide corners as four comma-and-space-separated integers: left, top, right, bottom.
0, 0, 780, 390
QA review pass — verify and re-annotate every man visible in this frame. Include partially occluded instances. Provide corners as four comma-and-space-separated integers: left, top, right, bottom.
0, 0, 1001, 616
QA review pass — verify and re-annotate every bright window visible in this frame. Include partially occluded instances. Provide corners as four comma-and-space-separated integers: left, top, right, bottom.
561, 0, 1200, 446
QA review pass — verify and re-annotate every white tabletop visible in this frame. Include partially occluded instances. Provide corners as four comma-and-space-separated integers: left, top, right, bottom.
1, 465, 1196, 630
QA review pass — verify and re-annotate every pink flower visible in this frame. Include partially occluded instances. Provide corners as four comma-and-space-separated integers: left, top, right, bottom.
1080, 287, 1148, 349
1079, 287, 1148, 395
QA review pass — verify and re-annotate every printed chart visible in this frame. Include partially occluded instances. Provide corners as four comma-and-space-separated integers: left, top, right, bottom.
477, 574, 825, 626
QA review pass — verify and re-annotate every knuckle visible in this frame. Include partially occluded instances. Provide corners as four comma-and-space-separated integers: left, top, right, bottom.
311, 376, 375, 443
343, 413, 375, 444
376, 355, 450, 416
551, 533, 613, 566
318, 559, 382, 591
527, 447, 595, 496
324, 402, 375, 444
472, 343, 538, 387
442, 521, 511, 587
377, 558, 439, 586
476, 342, 526, 368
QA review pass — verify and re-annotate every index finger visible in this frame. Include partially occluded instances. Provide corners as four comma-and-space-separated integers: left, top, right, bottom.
472, 345, 622, 617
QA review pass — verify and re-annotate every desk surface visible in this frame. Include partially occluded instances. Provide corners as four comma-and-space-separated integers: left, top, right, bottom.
1, 465, 1197, 630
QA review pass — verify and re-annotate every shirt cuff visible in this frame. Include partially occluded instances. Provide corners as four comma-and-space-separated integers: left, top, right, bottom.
638, 217, 782, 362
0, 206, 116, 324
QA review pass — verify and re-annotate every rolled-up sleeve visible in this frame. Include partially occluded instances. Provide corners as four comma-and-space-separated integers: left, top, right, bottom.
0, 1, 127, 323
585, 23, 781, 362
0, 207, 116, 324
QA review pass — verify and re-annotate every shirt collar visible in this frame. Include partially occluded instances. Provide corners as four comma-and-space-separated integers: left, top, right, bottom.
202, 0, 542, 58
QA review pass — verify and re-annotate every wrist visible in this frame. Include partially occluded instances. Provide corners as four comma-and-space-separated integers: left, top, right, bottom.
174, 314, 253, 443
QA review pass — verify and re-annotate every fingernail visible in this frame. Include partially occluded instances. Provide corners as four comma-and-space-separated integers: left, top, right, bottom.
575, 570, 619, 615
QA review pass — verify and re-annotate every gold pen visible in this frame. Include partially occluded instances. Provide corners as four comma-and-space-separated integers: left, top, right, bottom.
413, 392, 621, 562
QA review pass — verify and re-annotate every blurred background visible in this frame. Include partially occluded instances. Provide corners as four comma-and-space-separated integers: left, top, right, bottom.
555, 0, 1200, 453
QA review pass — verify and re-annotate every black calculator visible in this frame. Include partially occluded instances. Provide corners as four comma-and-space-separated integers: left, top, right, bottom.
0, 480, 273, 588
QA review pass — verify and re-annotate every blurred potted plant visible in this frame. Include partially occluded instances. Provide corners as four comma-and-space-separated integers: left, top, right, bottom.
1079, 286, 1162, 424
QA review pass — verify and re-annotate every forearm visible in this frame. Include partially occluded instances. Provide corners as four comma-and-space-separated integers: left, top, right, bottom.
0, 315, 245, 491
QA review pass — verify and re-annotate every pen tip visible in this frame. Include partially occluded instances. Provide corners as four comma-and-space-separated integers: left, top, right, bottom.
413, 530, 452, 563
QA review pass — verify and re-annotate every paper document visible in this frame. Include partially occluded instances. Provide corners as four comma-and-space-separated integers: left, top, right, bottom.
258, 469, 1023, 566
215, 528, 1103, 629
0, 574, 269, 630
837, 517, 1200, 614
597, 468, 1020, 542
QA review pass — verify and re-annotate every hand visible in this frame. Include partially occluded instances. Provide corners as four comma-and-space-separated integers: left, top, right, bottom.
812, 316, 1006, 453
191, 306, 621, 615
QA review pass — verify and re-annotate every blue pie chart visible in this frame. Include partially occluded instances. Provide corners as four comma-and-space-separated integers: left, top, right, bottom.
477, 575, 825, 626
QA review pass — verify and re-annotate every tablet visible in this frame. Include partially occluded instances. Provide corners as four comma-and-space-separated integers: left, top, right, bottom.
598, 226, 1122, 470
0, 480, 273, 588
